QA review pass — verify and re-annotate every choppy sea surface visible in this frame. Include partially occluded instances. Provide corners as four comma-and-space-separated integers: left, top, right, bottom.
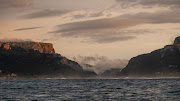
0, 79, 180, 101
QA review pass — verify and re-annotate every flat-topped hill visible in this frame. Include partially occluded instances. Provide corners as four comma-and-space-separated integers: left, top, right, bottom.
0, 41, 96, 78
0, 42, 55, 54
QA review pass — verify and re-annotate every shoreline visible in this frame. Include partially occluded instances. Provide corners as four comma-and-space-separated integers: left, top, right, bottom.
1, 76, 180, 80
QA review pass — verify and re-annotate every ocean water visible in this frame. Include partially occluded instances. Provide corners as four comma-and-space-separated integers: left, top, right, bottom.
0, 79, 180, 101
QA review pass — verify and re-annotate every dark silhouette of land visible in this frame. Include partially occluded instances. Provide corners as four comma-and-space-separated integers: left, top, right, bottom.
0, 36, 180, 78
0, 42, 96, 78
119, 36, 180, 77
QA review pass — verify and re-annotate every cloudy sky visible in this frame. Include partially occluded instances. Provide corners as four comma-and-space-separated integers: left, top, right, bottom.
0, 0, 180, 63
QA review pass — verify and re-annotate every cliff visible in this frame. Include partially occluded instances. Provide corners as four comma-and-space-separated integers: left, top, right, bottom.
0, 42, 96, 78
120, 36, 180, 77
0, 42, 55, 54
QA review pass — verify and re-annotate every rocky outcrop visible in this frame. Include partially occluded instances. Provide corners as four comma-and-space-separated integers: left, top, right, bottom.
0, 42, 55, 54
120, 36, 180, 77
58, 55, 83, 71
0, 42, 96, 78
174, 36, 180, 44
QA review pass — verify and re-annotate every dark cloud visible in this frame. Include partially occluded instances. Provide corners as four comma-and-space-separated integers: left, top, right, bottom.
120, 10, 180, 23
115, 0, 138, 8
53, 10, 180, 43
14, 27, 42, 31
0, 0, 33, 9
139, 0, 180, 6
115, 0, 180, 24
53, 17, 142, 33
22, 9, 71, 19
89, 12, 104, 17
86, 35, 135, 43
50, 17, 149, 43
72, 11, 104, 19
72, 55, 129, 73
116, 0, 180, 8
80, 29, 151, 43
0, 0, 34, 17
44, 0, 180, 44
73, 14, 86, 19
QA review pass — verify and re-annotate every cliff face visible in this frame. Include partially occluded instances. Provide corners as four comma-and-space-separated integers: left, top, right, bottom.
0, 42, 96, 78
120, 36, 180, 77
0, 42, 55, 54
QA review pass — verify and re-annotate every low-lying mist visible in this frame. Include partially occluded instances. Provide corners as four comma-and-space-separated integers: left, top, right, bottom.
71, 55, 129, 74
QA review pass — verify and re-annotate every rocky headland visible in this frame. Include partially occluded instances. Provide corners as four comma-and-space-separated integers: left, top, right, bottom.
119, 36, 180, 77
0, 42, 97, 78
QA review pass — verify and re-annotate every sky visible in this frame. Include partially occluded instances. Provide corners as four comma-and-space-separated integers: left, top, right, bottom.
0, 0, 180, 72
